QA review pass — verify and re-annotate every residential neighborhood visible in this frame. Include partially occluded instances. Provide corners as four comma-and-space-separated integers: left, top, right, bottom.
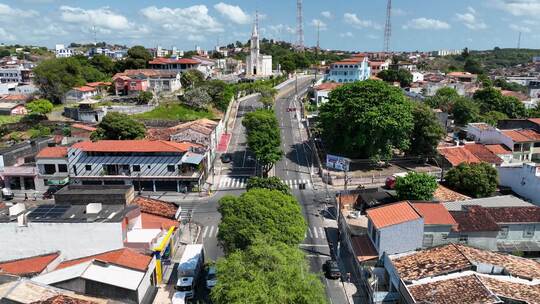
1, 1, 540, 304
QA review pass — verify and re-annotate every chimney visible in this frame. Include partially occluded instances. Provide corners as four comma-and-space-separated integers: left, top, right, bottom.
86, 203, 102, 214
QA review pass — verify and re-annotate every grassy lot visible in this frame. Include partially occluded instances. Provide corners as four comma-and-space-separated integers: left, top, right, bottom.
0, 115, 22, 125
133, 103, 215, 121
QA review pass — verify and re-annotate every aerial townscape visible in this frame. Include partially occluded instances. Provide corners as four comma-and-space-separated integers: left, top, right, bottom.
1, 0, 540, 304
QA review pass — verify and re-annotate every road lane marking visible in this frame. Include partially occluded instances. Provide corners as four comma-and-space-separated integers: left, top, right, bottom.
320, 227, 326, 239
207, 226, 214, 238
308, 228, 313, 238
202, 226, 209, 238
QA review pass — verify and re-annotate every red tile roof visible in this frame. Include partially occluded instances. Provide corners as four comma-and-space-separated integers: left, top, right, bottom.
71, 123, 97, 132
502, 129, 540, 142
314, 82, 343, 91
36, 146, 68, 159
366, 201, 422, 229
437, 146, 481, 166
433, 184, 470, 202
0, 252, 59, 276
450, 206, 500, 232
485, 144, 512, 155
141, 212, 178, 229
447, 71, 476, 78
132, 196, 178, 219
72, 140, 197, 153
57, 248, 151, 272
485, 207, 540, 223
463, 144, 503, 165
73, 86, 96, 93
85, 82, 111, 87
501, 90, 528, 101
528, 118, 540, 126
1, 94, 29, 101
411, 202, 458, 226
351, 234, 378, 262
149, 57, 200, 65
31, 295, 98, 304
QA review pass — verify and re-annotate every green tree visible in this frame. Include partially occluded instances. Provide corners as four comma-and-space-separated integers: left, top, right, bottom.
217, 189, 306, 252
89, 54, 115, 75
183, 87, 212, 109
480, 111, 508, 126
445, 162, 498, 198
127, 45, 152, 62
473, 87, 527, 118
452, 97, 479, 125
91, 112, 146, 140
377, 69, 413, 87
408, 103, 445, 158
0, 49, 10, 57
242, 109, 282, 176
395, 172, 438, 201
424, 87, 460, 112
246, 177, 290, 195
180, 69, 205, 89
137, 91, 153, 104
493, 78, 527, 93
26, 99, 53, 115
529, 103, 540, 118
319, 80, 414, 161
280, 59, 296, 74
464, 58, 483, 74
33, 57, 87, 103
211, 240, 326, 304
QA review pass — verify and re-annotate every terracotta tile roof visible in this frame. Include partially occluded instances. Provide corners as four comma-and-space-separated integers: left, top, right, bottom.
31, 295, 98, 304
463, 144, 503, 165
501, 90, 528, 101
391, 244, 474, 282
485, 207, 540, 223
149, 57, 200, 65
146, 119, 217, 141
411, 202, 458, 226
132, 196, 178, 219
437, 146, 481, 166
528, 118, 540, 126
351, 235, 378, 262
450, 206, 500, 232
447, 71, 476, 78
408, 274, 501, 304
36, 146, 68, 159
456, 244, 540, 280
71, 123, 97, 132
485, 144, 512, 155
479, 275, 540, 304
73, 86, 96, 93
433, 184, 470, 202
114, 69, 179, 79
314, 82, 343, 91
1, 94, 29, 101
366, 201, 422, 229
469, 122, 493, 131
502, 129, 540, 142
72, 140, 197, 153
0, 252, 59, 276
56, 248, 151, 272
332, 57, 365, 65
85, 82, 111, 87
141, 212, 178, 229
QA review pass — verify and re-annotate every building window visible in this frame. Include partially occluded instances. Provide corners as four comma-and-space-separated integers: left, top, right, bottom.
524, 225, 535, 238
423, 234, 434, 247
72, 165, 78, 176
133, 165, 141, 172
167, 165, 176, 172
58, 164, 68, 173
147, 165, 151, 169
498, 226, 509, 239
441, 233, 448, 240
85, 165, 92, 171
459, 235, 468, 244
43, 164, 56, 175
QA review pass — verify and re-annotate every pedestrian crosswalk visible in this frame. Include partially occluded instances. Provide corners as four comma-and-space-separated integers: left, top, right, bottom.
305, 226, 327, 240
217, 176, 312, 190
201, 225, 219, 239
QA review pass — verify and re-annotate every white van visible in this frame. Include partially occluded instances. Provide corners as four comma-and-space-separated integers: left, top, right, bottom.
175, 276, 195, 299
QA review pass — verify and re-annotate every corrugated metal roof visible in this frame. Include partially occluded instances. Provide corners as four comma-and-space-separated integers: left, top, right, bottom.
443, 195, 534, 211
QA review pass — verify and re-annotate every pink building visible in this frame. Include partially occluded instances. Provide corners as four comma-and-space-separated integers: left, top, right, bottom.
112, 75, 149, 96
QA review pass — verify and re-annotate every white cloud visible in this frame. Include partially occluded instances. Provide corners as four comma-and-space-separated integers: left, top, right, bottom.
268, 24, 295, 35
393, 8, 408, 16
140, 5, 223, 33
187, 34, 205, 42
510, 23, 531, 32
366, 34, 379, 40
60, 6, 131, 30
0, 27, 15, 41
456, 7, 487, 30
403, 18, 451, 30
321, 11, 333, 19
214, 2, 251, 25
492, 0, 540, 17
0, 3, 38, 18
344, 13, 381, 30
339, 32, 353, 38
310, 19, 327, 30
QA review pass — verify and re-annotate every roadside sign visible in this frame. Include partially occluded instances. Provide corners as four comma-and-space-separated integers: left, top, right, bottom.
326, 154, 350, 171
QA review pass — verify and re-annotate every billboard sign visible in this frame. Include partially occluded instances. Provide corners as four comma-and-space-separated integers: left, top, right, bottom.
326, 154, 350, 171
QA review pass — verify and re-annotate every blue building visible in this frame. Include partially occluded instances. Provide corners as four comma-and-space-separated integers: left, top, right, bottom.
326, 55, 371, 83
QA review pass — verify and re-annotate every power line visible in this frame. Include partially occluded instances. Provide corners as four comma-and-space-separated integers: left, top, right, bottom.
383, 0, 392, 53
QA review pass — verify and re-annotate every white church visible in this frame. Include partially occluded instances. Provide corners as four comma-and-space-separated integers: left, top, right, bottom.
245, 17, 272, 77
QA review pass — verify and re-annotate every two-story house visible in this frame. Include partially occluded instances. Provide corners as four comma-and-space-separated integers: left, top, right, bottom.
63, 86, 98, 103
68, 140, 205, 192
410, 202, 458, 248
112, 70, 181, 95
325, 55, 371, 83
498, 162, 540, 204
148, 57, 200, 74
35, 146, 69, 190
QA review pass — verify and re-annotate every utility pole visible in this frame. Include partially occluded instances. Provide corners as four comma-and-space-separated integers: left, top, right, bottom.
296, 0, 304, 51
383, 0, 392, 53
315, 21, 320, 82
517, 32, 522, 50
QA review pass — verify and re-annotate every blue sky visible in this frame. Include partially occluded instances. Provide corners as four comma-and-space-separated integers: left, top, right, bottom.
1, 0, 540, 51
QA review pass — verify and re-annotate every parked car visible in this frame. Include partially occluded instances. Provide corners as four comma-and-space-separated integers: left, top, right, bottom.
220, 153, 232, 163
323, 259, 341, 280
175, 277, 195, 299
1, 188, 13, 200
206, 265, 217, 289
385, 172, 409, 189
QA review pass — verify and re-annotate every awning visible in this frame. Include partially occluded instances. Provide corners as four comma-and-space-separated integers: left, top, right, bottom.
181, 152, 204, 165
0, 166, 37, 177
46, 177, 69, 186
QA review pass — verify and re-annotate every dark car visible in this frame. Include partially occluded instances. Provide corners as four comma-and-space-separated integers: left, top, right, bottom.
220, 153, 232, 163
324, 260, 341, 280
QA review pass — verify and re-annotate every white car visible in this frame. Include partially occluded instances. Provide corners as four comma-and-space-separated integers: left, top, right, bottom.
175, 277, 194, 299
206, 266, 217, 288
172, 291, 188, 304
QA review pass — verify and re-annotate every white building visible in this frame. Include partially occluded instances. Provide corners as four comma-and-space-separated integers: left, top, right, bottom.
411, 71, 424, 83
55, 44, 73, 58
499, 163, 540, 205
0, 65, 23, 83
245, 17, 272, 77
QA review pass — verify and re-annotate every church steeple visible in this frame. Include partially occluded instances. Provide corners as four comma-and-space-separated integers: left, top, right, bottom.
250, 10, 260, 75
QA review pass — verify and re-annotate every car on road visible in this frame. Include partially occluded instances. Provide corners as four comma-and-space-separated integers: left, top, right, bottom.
176, 277, 195, 299
323, 259, 341, 280
206, 265, 217, 289
220, 153, 232, 163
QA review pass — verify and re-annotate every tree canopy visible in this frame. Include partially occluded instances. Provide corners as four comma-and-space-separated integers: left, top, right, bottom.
242, 109, 282, 175
395, 172, 438, 201
424, 87, 460, 112
318, 80, 414, 161
408, 103, 445, 158
181, 69, 205, 89
246, 177, 290, 195
473, 87, 527, 118
377, 69, 413, 87
91, 112, 146, 140
452, 97, 480, 126
26, 99, 53, 115
217, 189, 306, 252
445, 162, 498, 198
211, 240, 326, 304
183, 87, 212, 109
